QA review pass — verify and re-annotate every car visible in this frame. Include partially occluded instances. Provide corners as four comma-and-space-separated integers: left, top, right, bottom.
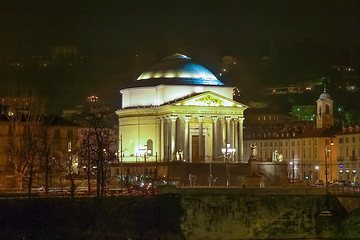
315, 180, 324, 185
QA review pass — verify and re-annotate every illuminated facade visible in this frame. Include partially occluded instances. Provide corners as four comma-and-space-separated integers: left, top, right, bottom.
336, 127, 360, 182
116, 54, 248, 164
244, 90, 339, 183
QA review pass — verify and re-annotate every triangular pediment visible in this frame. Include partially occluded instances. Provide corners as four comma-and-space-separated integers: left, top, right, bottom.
173, 91, 247, 108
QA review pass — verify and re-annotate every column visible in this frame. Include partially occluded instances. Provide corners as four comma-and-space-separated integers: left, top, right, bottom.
184, 116, 191, 162
225, 116, 231, 145
231, 118, 235, 149
170, 115, 177, 161
239, 117, 244, 162
198, 116, 204, 162
160, 118, 164, 162
221, 117, 226, 148
177, 119, 183, 154
234, 118, 239, 162
211, 116, 218, 162
163, 118, 168, 162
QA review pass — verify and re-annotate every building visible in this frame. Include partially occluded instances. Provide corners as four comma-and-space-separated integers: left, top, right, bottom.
244, 89, 340, 184
113, 53, 251, 186
336, 126, 360, 182
0, 111, 79, 189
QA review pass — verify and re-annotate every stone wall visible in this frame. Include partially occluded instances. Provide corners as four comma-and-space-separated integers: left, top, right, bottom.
1, 190, 360, 239
172, 188, 348, 239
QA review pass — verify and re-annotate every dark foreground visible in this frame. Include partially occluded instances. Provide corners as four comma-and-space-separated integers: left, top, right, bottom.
1, 189, 360, 240
0, 195, 184, 240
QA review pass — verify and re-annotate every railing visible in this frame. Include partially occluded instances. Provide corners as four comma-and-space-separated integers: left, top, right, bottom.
329, 185, 360, 195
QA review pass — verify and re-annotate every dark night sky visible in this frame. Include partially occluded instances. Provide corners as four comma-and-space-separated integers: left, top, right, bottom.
1, 0, 360, 112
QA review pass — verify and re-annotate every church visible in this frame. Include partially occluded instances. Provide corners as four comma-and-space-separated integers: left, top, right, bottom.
113, 54, 252, 186
117, 54, 248, 164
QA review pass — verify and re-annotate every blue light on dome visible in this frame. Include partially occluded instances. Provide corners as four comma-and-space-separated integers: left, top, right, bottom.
136, 53, 224, 86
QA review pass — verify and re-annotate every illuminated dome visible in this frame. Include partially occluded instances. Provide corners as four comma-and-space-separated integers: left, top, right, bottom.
136, 53, 224, 86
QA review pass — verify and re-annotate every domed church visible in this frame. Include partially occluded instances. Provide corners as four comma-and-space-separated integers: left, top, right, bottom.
115, 54, 249, 185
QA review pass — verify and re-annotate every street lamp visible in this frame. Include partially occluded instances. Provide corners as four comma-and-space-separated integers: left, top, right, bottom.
138, 147, 151, 177
320, 140, 334, 217
325, 141, 334, 196
221, 143, 236, 188
290, 161, 295, 184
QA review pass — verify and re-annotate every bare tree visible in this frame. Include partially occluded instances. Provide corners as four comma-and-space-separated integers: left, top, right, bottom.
5, 94, 44, 197
47, 120, 80, 198
55, 141, 79, 199
76, 103, 117, 197
79, 128, 97, 195
38, 116, 58, 194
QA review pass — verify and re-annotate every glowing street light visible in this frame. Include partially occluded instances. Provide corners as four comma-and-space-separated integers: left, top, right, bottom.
221, 144, 236, 188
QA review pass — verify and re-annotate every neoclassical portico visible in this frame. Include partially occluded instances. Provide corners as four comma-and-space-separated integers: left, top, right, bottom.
116, 54, 248, 164
157, 99, 246, 162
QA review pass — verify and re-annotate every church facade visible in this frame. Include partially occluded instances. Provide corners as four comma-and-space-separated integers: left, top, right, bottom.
116, 54, 248, 165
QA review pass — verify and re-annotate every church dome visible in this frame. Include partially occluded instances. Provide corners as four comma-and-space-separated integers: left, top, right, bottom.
136, 53, 224, 86
319, 92, 331, 100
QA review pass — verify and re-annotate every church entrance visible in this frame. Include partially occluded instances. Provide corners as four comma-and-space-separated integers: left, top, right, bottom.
192, 135, 205, 163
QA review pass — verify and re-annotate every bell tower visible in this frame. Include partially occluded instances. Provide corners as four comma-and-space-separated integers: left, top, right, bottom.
316, 86, 334, 129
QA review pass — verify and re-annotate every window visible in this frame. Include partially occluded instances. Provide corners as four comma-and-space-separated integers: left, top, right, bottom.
291, 141, 295, 147
274, 142, 277, 147
279, 142, 283, 147
308, 149, 311, 158
309, 140, 311, 146
325, 104, 330, 114
346, 138, 349, 143
269, 142, 273, 147
147, 139, 153, 156
264, 142, 267, 147
353, 137, 356, 143
339, 138, 343, 143
68, 142, 72, 152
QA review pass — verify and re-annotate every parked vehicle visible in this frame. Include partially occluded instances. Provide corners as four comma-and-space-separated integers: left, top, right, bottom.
315, 180, 324, 185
